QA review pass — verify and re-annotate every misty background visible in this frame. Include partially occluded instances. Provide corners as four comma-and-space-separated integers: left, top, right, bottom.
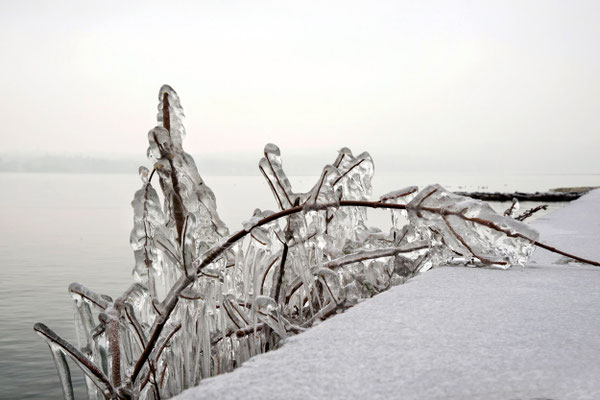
1, 0, 599, 175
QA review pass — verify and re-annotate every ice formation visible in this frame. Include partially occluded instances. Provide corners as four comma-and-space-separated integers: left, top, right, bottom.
35, 86, 544, 400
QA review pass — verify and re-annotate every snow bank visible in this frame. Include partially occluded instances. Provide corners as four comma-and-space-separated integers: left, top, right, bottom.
175, 190, 600, 400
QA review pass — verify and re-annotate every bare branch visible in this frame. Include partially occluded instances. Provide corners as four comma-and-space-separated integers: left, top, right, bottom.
516, 205, 548, 221
273, 242, 289, 303
504, 198, 518, 217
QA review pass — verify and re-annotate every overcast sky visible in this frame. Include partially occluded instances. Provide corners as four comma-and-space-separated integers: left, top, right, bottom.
1, 0, 598, 173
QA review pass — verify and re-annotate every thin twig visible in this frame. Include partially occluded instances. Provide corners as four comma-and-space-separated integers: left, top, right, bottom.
332, 158, 365, 186
260, 257, 279, 296
159, 362, 168, 388
148, 168, 157, 183
516, 205, 548, 221
504, 198, 518, 217
320, 276, 339, 305
262, 149, 293, 207
274, 242, 289, 303
155, 323, 182, 362
259, 165, 285, 210
312, 169, 329, 203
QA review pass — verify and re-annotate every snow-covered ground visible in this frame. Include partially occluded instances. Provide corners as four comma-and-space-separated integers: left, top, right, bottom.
176, 190, 600, 400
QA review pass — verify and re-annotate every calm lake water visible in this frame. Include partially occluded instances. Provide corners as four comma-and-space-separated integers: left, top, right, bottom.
1, 172, 598, 399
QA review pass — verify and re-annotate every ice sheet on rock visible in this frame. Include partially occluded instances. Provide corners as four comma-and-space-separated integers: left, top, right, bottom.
407, 184, 539, 267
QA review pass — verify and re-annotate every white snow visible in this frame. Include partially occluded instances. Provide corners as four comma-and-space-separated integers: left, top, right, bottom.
175, 190, 600, 400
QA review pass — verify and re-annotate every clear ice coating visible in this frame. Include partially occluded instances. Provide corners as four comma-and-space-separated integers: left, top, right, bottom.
150, 84, 228, 243
406, 184, 539, 268
37, 86, 543, 400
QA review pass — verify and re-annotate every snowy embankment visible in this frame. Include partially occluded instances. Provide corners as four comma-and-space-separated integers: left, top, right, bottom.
176, 190, 600, 400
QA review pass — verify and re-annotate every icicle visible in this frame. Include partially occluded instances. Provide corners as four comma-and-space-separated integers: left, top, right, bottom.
34, 323, 117, 399
49, 344, 74, 400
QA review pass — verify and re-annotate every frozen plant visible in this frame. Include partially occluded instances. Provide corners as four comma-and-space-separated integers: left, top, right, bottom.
34, 85, 600, 400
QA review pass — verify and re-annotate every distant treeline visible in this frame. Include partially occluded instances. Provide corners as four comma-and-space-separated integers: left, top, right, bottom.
0, 154, 144, 174
0, 153, 301, 175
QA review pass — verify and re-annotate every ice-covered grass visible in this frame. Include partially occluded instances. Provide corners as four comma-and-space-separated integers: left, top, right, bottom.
175, 189, 600, 400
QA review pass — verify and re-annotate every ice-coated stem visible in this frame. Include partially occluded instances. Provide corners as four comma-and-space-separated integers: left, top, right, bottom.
104, 308, 122, 389
158, 93, 186, 241
162, 92, 170, 133
68, 282, 112, 310
130, 292, 181, 383
322, 245, 429, 270
332, 158, 365, 186
34, 323, 118, 399
154, 323, 182, 362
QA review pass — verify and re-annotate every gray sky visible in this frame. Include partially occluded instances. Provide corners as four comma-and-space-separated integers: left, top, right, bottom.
1, 0, 598, 173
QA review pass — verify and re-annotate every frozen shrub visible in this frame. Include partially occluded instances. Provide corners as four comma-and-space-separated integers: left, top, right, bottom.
34, 85, 597, 400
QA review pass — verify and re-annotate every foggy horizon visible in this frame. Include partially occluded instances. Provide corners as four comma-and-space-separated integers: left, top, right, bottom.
2, 149, 600, 176
1, 1, 599, 174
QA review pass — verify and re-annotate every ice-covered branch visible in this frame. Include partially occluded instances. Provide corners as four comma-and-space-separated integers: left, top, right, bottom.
322, 245, 429, 270
34, 323, 119, 399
